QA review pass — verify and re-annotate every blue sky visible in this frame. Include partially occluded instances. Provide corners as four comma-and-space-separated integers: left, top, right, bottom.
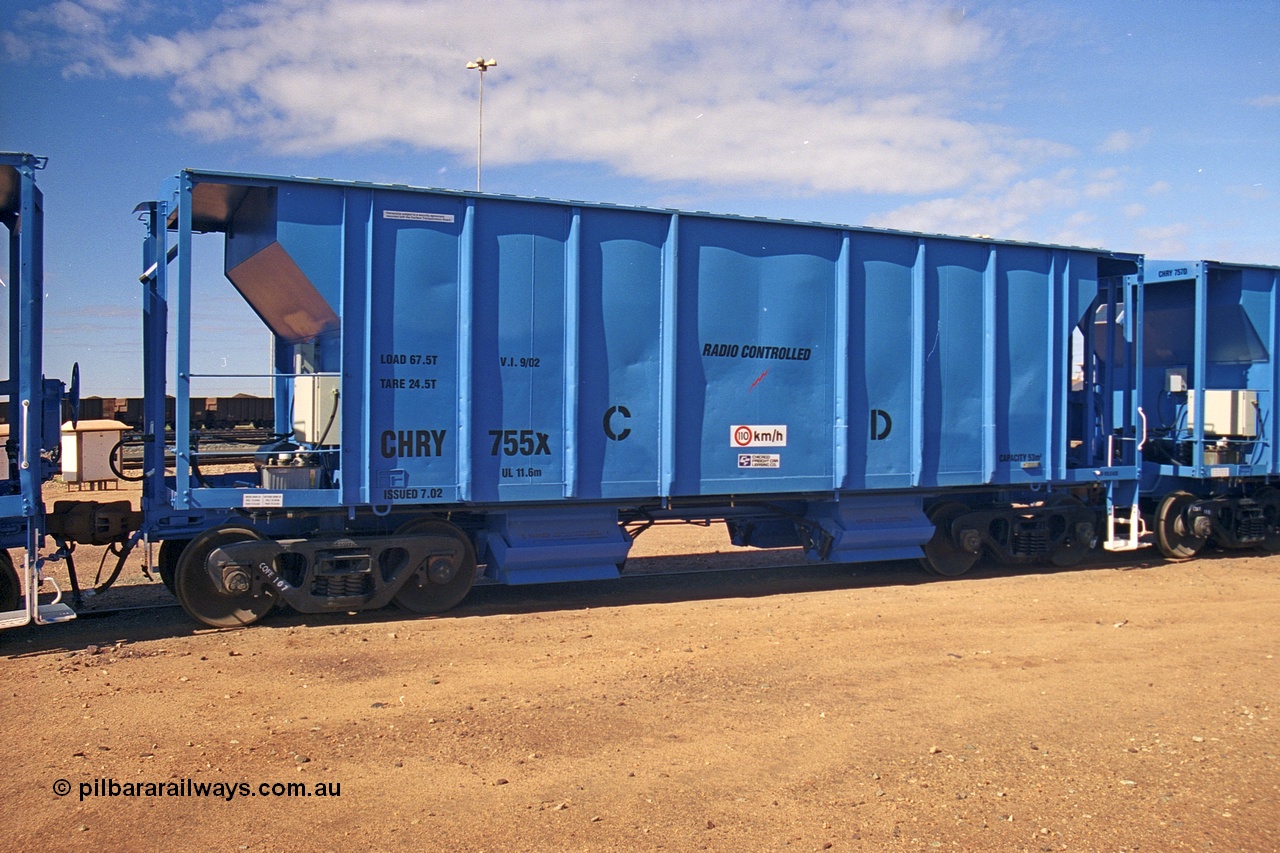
3, 0, 1279, 395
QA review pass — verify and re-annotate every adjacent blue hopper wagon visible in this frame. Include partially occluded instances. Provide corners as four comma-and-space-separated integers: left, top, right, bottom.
1137, 260, 1280, 558
0, 153, 74, 629
137, 170, 1145, 626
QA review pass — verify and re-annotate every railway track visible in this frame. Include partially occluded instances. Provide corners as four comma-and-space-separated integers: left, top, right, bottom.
54, 545, 1175, 625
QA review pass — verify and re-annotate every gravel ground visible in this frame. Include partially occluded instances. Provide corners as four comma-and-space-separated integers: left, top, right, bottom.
2, 478, 1277, 851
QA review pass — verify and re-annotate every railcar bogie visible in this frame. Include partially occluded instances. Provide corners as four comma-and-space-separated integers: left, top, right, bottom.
918, 494, 1098, 576
1149, 488, 1279, 560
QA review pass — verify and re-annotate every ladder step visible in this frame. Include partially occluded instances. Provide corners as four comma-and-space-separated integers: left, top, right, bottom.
0, 609, 32, 630
1103, 504, 1146, 552
36, 603, 76, 625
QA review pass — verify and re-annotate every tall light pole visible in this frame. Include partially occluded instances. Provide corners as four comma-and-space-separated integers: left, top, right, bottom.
466, 57, 497, 191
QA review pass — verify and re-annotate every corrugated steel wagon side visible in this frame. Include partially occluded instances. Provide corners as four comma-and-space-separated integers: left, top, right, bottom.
138, 170, 1144, 627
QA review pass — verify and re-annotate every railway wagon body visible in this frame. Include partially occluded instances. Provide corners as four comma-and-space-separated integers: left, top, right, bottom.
205, 395, 273, 429
1137, 260, 1280, 558
0, 153, 73, 628
68, 395, 108, 424
116, 395, 186, 431
141, 169, 1143, 627
72, 395, 272, 430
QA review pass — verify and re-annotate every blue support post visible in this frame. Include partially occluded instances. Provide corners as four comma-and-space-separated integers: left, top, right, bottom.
342, 187, 373, 506
141, 199, 170, 514
14, 157, 41, 520
1192, 262, 1209, 476
0, 153, 74, 627
1136, 268, 1146, 468
1049, 251, 1065, 481
173, 174, 194, 508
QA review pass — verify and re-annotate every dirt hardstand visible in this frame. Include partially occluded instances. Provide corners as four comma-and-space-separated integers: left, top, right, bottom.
2, 508, 1278, 852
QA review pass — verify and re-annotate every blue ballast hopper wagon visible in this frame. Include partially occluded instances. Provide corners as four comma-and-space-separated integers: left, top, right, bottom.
1136, 260, 1280, 558
138, 170, 1144, 627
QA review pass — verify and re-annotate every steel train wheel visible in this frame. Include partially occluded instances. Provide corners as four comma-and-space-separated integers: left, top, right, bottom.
1046, 495, 1092, 568
174, 526, 277, 628
157, 539, 190, 595
1154, 491, 1206, 561
920, 502, 980, 577
0, 550, 20, 612
392, 518, 476, 614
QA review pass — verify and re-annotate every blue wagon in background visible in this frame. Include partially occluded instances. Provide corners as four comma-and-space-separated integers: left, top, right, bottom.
1137, 260, 1280, 558
135, 169, 1146, 627
0, 153, 75, 628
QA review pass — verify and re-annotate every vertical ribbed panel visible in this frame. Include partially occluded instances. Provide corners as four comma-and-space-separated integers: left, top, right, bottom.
982, 245, 997, 484
563, 209, 581, 498
458, 199, 476, 501
911, 240, 926, 487
833, 232, 850, 489
660, 213, 679, 499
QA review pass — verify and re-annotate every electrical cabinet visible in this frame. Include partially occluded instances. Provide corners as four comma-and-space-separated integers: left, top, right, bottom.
292, 374, 341, 445
1188, 390, 1258, 437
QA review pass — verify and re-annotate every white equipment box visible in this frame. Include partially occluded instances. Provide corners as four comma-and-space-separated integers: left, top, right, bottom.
1187, 390, 1258, 437
292, 374, 341, 445
60, 420, 130, 485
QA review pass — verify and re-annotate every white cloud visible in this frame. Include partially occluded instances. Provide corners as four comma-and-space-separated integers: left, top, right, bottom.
1098, 129, 1150, 153
1247, 94, 1280, 108
47, 0, 114, 36
1136, 223, 1192, 258
1226, 183, 1270, 201
861, 162, 1162, 248
1083, 167, 1124, 199
865, 169, 1090, 240
11, 0, 1079, 196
